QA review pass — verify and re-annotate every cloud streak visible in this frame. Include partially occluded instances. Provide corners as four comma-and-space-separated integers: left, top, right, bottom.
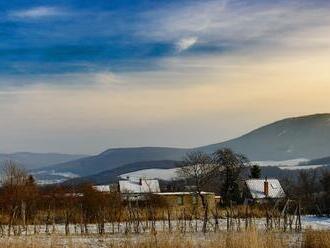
8, 6, 66, 20
176, 37, 198, 52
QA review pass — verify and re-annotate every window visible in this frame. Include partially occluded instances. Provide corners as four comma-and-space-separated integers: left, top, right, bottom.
192, 195, 197, 205
177, 195, 184, 205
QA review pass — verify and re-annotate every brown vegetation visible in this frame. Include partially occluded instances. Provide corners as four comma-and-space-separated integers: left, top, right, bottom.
0, 230, 328, 248
303, 230, 330, 248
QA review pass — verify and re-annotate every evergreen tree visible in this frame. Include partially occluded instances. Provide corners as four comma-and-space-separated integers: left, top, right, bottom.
250, 164, 261, 179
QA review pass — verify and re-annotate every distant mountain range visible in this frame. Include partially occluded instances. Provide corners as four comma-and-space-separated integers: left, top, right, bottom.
36, 113, 330, 181
304, 156, 330, 166
198, 113, 330, 160
0, 152, 87, 170
38, 147, 188, 176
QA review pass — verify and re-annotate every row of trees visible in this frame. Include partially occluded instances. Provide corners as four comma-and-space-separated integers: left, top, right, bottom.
3, 148, 328, 236
0, 161, 125, 236
0, 148, 251, 235
177, 148, 251, 232
283, 169, 330, 215
178, 148, 249, 205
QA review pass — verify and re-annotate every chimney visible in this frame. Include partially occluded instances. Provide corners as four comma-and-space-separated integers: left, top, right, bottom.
264, 177, 269, 197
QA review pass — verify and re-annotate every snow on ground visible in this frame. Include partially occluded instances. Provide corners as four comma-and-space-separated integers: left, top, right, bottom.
121, 168, 180, 181
253, 158, 329, 170
279, 165, 325, 170
32, 170, 80, 185
36, 179, 67, 185
302, 216, 330, 229
252, 158, 309, 167
32, 170, 79, 178
2, 216, 329, 237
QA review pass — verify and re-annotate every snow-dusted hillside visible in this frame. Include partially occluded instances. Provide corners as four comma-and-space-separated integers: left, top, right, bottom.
119, 158, 329, 181
253, 158, 327, 170
121, 168, 180, 181
252, 158, 309, 167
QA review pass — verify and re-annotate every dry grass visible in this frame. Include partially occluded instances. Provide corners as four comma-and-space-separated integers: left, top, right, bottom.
303, 230, 330, 248
0, 229, 329, 248
0, 230, 292, 248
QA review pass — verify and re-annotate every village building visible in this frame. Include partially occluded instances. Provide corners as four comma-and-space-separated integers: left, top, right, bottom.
155, 191, 216, 211
94, 177, 219, 210
118, 177, 160, 201
244, 178, 286, 204
93, 185, 111, 193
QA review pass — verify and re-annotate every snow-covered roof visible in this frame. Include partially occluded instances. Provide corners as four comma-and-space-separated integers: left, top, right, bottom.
93, 185, 111, 192
245, 179, 285, 199
119, 178, 160, 194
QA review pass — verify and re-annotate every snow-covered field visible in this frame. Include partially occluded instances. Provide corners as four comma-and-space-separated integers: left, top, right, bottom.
121, 168, 180, 181
279, 165, 325, 170
302, 216, 330, 229
32, 170, 80, 185
2, 216, 329, 237
0, 216, 328, 248
253, 158, 327, 170
252, 158, 309, 167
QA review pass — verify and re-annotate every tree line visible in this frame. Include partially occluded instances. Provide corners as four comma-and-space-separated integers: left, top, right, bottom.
0, 148, 329, 236
282, 169, 330, 215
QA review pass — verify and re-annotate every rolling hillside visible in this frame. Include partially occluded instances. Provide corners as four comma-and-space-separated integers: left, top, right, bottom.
64, 160, 178, 185
39, 147, 189, 176
199, 113, 330, 160
0, 152, 87, 170
37, 113, 330, 178
304, 156, 330, 166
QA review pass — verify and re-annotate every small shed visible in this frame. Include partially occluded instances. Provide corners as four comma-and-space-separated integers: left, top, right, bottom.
244, 178, 286, 203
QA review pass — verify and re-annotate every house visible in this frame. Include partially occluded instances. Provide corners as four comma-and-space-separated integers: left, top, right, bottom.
155, 191, 216, 211
94, 178, 218, 210
118, 177, 160, 201
244, 178, 286, 204
93, 185, 111, 193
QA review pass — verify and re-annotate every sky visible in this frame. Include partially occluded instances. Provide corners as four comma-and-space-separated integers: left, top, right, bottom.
1, 0, 330, 154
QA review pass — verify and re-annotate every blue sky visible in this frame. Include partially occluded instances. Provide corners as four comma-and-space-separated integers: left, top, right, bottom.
1, 0, 330, 153
1, 0, 218, 75
1, 0, 326, 76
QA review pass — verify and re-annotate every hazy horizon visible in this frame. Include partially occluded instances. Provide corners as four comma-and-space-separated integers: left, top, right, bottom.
1, 1, 330, 154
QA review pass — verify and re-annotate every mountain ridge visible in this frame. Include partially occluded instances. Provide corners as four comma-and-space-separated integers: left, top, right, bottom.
0, 152, 87, 170
36, 113, 330, 177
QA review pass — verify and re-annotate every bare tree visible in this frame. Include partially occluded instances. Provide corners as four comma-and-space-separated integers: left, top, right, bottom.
0, 161, 35, 235
213, 148, 248, 205
177, 151, 218, 233
320, 171, 330, 214
292, 170, 320, 214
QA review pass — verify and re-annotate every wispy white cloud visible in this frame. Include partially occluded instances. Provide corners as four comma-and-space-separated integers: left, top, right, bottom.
138, 1, 330, 55
176, 37, 198, 52
9, 6, 65, 19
